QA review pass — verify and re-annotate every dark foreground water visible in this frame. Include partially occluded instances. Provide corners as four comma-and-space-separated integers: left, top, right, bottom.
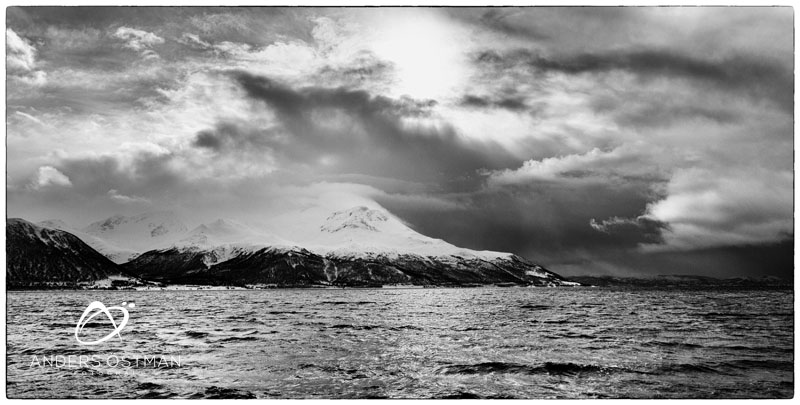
6, 287, 794, 398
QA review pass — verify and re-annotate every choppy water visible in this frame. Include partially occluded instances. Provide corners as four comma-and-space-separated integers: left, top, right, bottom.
6, 287, 794, 398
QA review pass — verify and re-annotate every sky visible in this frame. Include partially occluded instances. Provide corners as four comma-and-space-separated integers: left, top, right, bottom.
5, 6, 794, 278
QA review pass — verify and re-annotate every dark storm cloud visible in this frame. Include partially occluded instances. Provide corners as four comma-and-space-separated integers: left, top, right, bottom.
56, 152, 181, 197
380, 183, 792, 280
624, 240, 794, 279
234, 72, 438, 118
590, 96, 741, 128
192, 122, 283, 153
459, 94, 528, 111
7, 6, 185, 28
447, 8, 641, 42
222, 72, 521, 186
315, 51, 395, 86
194, 130, 222, 150
377, 178, 660, 257
205, 73, 681, 261
475, 49, 793, 111
471, 9, 551, 40
320, 61, 392, 80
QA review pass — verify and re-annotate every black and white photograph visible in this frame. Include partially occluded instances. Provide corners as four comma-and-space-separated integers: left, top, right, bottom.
4, 4, 794, 399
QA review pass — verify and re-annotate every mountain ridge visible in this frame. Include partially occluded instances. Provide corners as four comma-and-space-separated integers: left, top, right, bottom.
8, 206, 579, 288
6, 218, 143, 288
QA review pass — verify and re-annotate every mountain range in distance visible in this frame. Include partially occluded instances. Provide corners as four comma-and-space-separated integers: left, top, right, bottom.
6, 206, 581, 289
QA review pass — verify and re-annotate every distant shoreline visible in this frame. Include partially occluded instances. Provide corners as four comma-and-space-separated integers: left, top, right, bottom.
7, 283, 793, 292
7, 282, 591, 291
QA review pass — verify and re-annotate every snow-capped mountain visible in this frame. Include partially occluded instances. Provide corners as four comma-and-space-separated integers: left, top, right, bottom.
307, 206, 510, 259
10, 205, 578, 287
82, 211, 189, 252
6, 218, 127, 287
166, 218, 296, 268
122, 206, 575, 287
175, 218, 291, 249
37, 219, 139, 264
38, 219, 72, 230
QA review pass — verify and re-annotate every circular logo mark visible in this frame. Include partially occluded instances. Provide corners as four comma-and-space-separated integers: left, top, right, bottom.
75, 301, 134, 345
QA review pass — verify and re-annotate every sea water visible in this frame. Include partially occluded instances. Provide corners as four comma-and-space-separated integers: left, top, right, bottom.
6, 287, 793, 398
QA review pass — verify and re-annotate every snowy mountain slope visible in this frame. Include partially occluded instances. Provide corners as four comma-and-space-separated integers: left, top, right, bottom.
6, 218, 125, 287
265, 206, 511, 260
174, 218, 292, 249
21, 205, 577, 287
124, 243, 571, 287
123, 206, 574, 286
37, 214, 283, 264
46, 206, 509, 263
38, 220, 139, 264
167, 218, 296, 268
38, 219, 72, 230
81, 211, 188, 253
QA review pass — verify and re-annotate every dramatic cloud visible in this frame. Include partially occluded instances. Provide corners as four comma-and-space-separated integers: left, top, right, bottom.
459, 94, 528, 111
486, 145, 670, 187
6, 28, 46, 85
114, 26, 164, 50
31, 166, 72, 189
472, 9, 551, 40
5, 7, 793, 278
192, 122, 281, 153
6, 28, 36, 73
590, 216, 668, 245
112, 26, 164, 59
643, 167, 793, 250
177, 32, 212, 49
226, 72, 521, 184
475, 49, 792, 112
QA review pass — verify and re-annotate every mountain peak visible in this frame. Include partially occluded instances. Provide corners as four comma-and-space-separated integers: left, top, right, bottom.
84, 211, 184, 232
188, 218, 250, 236
82, 210, 188, 251
7, 218, 34, 228
90, 214, 126, 232
6, 219, 125, 287
38, 219, 72, 230
320, 206, 390, 233
174, 218, 290, 250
